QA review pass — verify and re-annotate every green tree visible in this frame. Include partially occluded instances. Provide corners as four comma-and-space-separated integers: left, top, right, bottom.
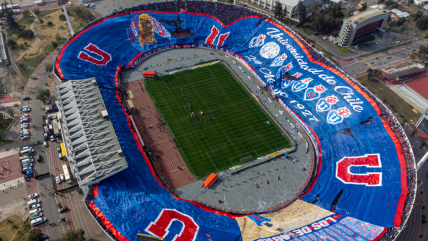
58, 229, 85, 241
36, 89, 50, 102
27, 229, 43, 241
51, 41, 58, 48
274, 0, 283, 19
414, 11, 423, 21
23, 9, 30, 18
308, 1, 323, 19
1, 2, 20, 33
367, 68, 380, 79
360, 2, 368, 11
33, 7, 40, 17
410, 51, 419, 61
59, 14, 66, 21
7, 39, 17, 48
57, 203, 62, 209
326, 3, 344, 19
7, 108, 14, 117
397, 17, 406, 26
416, 15, 428, 30
297, 0, 307, 24
420, 141, 427, 149
45, 63, 53, 72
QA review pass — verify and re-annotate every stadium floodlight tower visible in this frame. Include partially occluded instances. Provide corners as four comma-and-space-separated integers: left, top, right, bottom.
57, 0, 74, 35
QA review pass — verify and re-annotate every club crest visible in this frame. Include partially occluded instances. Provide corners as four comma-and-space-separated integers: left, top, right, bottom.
249, 34, 266, 48
281, 79, 294, 89
304, 88, 321, 101
260, 42, 280, 59
327, 107, 351, 125
316, 95, 338, 112
270, 54, 287, 67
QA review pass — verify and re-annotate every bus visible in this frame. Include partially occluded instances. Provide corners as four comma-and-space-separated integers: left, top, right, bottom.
60, 143, 67, 157
62, 164, 72, 184
52, 119, 60, 138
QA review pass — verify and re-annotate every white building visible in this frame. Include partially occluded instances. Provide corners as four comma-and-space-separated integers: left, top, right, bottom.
245, 0, 341, 17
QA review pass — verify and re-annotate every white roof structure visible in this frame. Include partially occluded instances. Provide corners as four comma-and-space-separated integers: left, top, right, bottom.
55, 77, 128, 192
391, 9, 410, 18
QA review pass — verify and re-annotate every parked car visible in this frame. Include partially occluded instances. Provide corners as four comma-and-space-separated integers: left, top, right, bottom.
30, 212, 43, 220
22, 108, 30, 112
29, 204, 41, 210
21, 135, 29, 140
50, 136, 55, 142
44, 133, 48, 140
58, 206, 68, 213
21, 123, 28, 129
56, 176, 61, 184
43, 141, 48, 147
23, 97, 30, 100
45, 119, 49, 125
28, 193, 38, 199
60, 174, 65, 182
20, 118, 28, 123
20, 106, 29, 110
21, 114, 29, 118
22, 163, 33, 168
44, 101, 51, 105
23, 166, 32, 171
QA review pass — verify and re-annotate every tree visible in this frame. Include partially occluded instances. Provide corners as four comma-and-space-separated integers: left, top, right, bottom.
311, 13, 325, 33
23, 9, 30, 18
297, 0, 307, 24
57, 203, 62, 209
7, 39, 17, 48
51, 41, 58, 48
36, 89, 50, 102
1, 2, 20, 33
414, 11, 423, 22
274, 0, 283, 19
27, 229, 43, 241
59, 14, 66, 21
326, 3, 344, 19
420, 141, 427, 149
61, 217, 67, 223
411, 128, 419, 137
398, 17, 406, 26
58, 229, 85, 241
416, 15, 428, 30
360, 2, 368, 11
308, 1, 323, 18
410, 51, 419, 60
33, 7, 41, 17
47, 21, 53, 26
7, 108, 13, 117
367, 68, 380, 79
45, 63, 53, 72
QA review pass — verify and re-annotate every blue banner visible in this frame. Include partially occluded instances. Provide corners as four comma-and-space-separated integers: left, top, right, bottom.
55, 8, 406, 240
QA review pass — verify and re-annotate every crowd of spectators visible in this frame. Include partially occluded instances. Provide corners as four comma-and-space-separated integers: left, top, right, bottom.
56, 1, 417, 240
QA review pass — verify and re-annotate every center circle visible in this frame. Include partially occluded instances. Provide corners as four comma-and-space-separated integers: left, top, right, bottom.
198, 102, 224, 119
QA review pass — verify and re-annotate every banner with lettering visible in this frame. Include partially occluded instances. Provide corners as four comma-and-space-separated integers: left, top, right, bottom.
54, 7, 406, 241
254, 214, 386, 241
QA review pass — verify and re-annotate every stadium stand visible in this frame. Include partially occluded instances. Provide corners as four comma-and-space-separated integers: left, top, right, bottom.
54, 1, 417, 240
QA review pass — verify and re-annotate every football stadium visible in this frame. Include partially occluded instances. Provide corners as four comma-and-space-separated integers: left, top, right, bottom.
53, 1, 417, 240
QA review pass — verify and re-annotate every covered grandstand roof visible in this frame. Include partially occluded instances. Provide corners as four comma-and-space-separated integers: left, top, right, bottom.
55, 78, 128, 190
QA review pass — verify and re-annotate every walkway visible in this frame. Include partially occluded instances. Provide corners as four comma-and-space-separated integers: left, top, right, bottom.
16, 16, 40, 61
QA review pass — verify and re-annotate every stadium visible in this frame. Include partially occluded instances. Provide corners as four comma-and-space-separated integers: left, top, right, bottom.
53, 1, 417, 240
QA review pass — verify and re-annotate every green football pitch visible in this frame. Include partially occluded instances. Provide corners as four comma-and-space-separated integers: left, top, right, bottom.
145, 63, 291, 178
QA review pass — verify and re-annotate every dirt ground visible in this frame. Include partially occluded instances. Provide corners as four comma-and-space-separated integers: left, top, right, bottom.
27, 10, 71, 57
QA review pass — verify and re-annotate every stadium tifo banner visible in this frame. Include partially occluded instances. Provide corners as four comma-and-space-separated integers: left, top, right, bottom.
55, 8, 406, 240
253, 214, 386, 241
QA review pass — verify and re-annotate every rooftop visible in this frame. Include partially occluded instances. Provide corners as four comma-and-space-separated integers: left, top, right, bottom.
391, 8, 410, 18
346, 9, 390, 24
55, 78, 128, 188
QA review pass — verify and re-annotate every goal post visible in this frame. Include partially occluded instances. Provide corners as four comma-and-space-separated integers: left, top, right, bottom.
240, 156, 253, 164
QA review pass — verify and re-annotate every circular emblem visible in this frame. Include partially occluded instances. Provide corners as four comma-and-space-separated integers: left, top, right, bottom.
260, 42, 280, 59
326, 96, 338, 104
337, 108, 350, 117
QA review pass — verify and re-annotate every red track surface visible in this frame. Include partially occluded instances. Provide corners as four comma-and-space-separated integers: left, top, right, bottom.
124, 80, 197, 189
0, 154, 22, 184
403, 69, 428, 100
0, 94, 18, 104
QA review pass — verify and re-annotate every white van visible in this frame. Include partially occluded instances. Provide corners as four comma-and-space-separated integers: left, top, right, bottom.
29, 208, 41, 214
31, 217, 46, 226
22, 146, 31, 150
20, 149, 33, 156
27, 199, 40, 207
21, 159, 34, 164
19, 155, 30, 160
